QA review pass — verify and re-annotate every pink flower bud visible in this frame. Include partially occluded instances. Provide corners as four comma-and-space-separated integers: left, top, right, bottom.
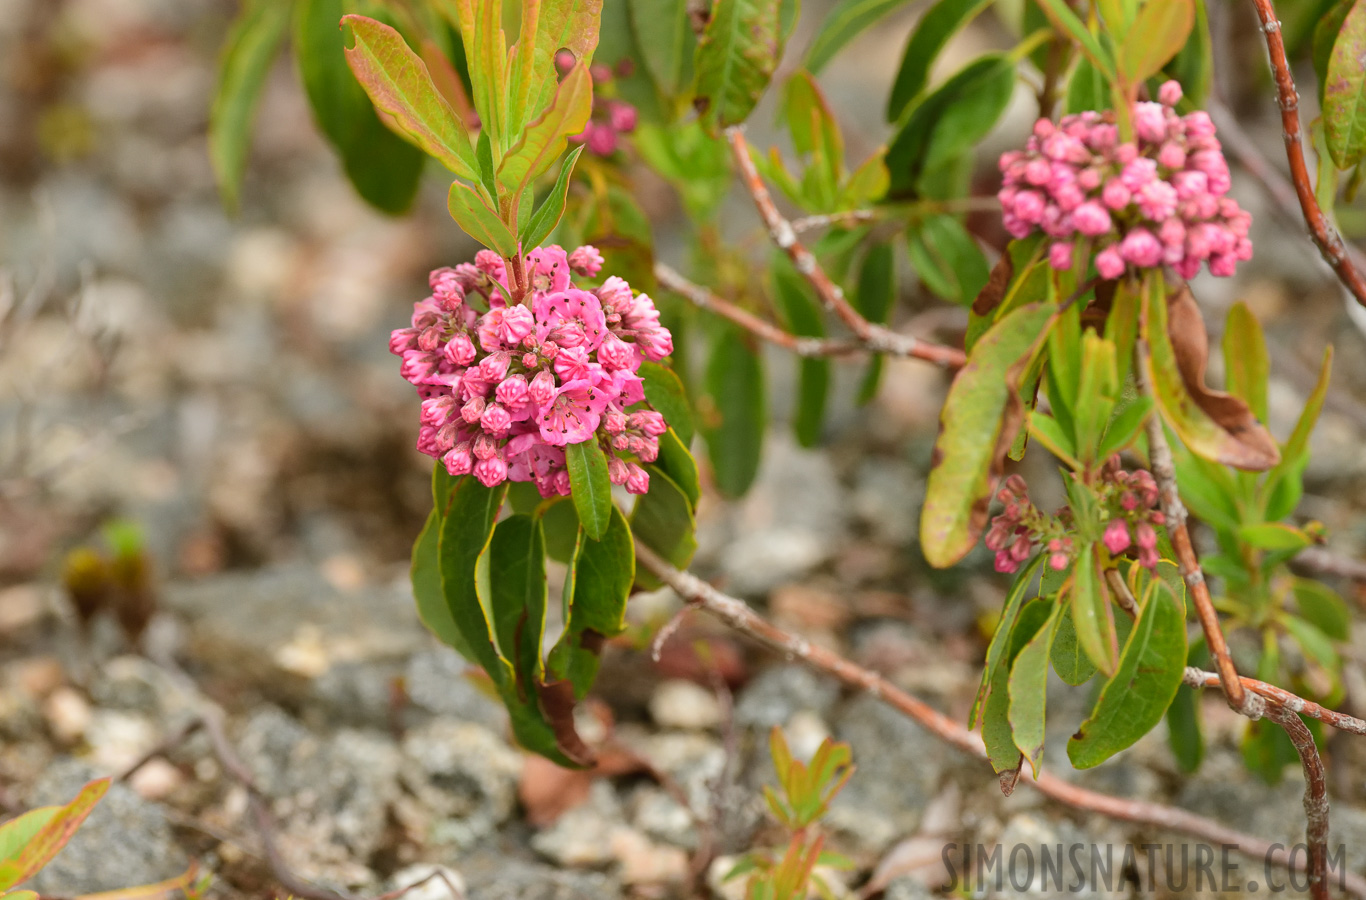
443, 443, 473, 476
1073, 201, 1112, 236
1158, 80, 1184, 107
1135, 521, 1158, 551
1013, 190, 1046, 224
1209, 253, 1236, 277
597, 276, 634, 314
1120, 157, 1158, 193
474, 455, 508, 487
1024, 158, 1052, 186
568, 245, 605, 277
1119, 228, 1163, 267
478, 351, 510, 382
480, 403, 512, 437
461, 395, 486, 424
1096, 246, 1126, 279
994, 550, 1019, 574
1138, 546, 1159, 570
608, 101, 638, 134
1049, 552, 1070, 571
1101, 178, 1131, 211
445, 332, 477, 365
1157, 141, 1186, 170
1049, 242, 1074, 270
1103, 519, 1131, 555
1010, 536, 1033, 562
529, 369, 558, 405
1136, 180, 1178, 221
625, 463, 650, 495
1134, 102, 1167, 143
496, 375, 529, 408
608, 456, 630, 485
628, 410, 668, 436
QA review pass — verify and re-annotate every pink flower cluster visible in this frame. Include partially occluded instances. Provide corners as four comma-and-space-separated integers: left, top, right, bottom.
557, 52, 638, 156
986, 464, 1167, 575
390, 244, 674, 497
998, 80, 1252, 280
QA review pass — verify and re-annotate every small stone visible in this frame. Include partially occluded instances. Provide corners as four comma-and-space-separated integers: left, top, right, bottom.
531, 782, 625, 868
129, 758, 184, 801
649, 679, 722, 731
11, 656, 65, 698
734, 664, 840, 730
401, 719, 522, 835
628, 785, 697, 850
388, 864, 466, 900
610, 827, 689, 886
461, 858, 621, 900
706, 855, 750, 900
43, 686, 92, 743
404, 649, 508, 731
0, 584, 47, 634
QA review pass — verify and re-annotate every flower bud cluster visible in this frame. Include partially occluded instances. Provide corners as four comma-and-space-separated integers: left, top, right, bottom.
985, 461, 1168, 575
558, 52, 638, 156
390, 244, 674, 496
998, 80, 1252, 280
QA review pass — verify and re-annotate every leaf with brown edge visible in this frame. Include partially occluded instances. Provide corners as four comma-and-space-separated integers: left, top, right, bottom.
921, 301, 1058, 568
534, 678, 597, 768
1144, 277, 1279, 471
0, 778, 108, 889
972, 253, 1014, 319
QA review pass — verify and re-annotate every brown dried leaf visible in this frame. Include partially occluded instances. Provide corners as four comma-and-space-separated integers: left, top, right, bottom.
534, 679, 597, 768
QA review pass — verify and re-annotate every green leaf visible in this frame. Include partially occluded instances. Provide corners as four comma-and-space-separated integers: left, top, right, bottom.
701, 326, 767, 497
527, 0, 603, 118
886, 0, 993, 122
1033, 0, 1116, 80
920, 301, 1056, 568
448, 180, 519, 256
784, 71, 844, 209
1069, 543, 1118, 675
971, 555, 1045, 728
1294, 578, 1351, 641
1314, 0, 1355, 107
1173, 444, 1241, 531
1068, 580, 1187, 769
1325, 0, 1366, 168
0, 778, 108, 890
1162, 0, 1211, 107
1166, 683, 1204, 773
1065, 55, 1111, 114
630, 0, 696, 100
906, 215, 990, 307
853, 241, 896, 403
804, 0, 911, 74
630, 468, 699, 588
1117, 0, 1194, 86
1264, 346, 1332, 520
566, 440, 613, 540
1050, 602, 1099, 686
438, 478, 511, 680
1222, 301, 1270, 424
1284, 615, 1340, 671
886, 54, 1015, 198
655, 428, 701, 509
773, 255, 830, 448
209, 0, 290, 212
498, 63, 594, 199
296, 5, 428, 214
1009, 599, 1062, 777
338, 13, 477, 180
1096, 396, 1153, 461
640, 361, 694, 447
413, 506, 476, 660
550, 506, 635, 697
694, 0, 785, 136
523, 145, 585, 246
981, 598, 1051, 773
542, 497, 583, 563
484, 514, 549, 683
1238, 522, 1311, 552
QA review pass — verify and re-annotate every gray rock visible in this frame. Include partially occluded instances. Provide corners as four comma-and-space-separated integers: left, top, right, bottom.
164, 565, 428, 698
400, 719, 522, 847
388, 863, 466, 900
27, 758, 189, 895
734, 663, 840, 730
882, 877, 936, 900
713, 434, 848, 595
825, 694, 965, 854
530, 781, 625, 868
851, 458, 923, 547
237, 706, 400, 884
986, 813, 1119, 899
1174, 749, 1309, 845
405, 648, 508, 731
463, 859, 621, 900
309, 658, 407, 731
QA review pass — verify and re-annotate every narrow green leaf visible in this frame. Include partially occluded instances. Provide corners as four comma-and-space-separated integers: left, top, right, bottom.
1033, 0, 1116, 80
886, 0, 993, 121
523, 145, 585, 246
630, 468, 699, 588
1163, 0, 1211, 106
886, 55, 1015, 198
413, 507, 475, 660
1324, 0, 1366, 169
694, 0, 785, 136
1096, 396, 1153, 461
630, 0, 695, 100
1117, 0, 1194, 86
773, 255, 829, 448
566, 440, 613, 540
853, 241, 895, 404
339, 13, 478, 180
655, 428, 701, 508
1294, 578, 1351, 642
1264, 346, 1332, 519
1050, 602, 1099, 685
542, 497, 582, 563
1222, 301, 1270, 424
1065, 55, 1110, 114
438, 478, 511, 680
1069, 544, 1118, 675
906, 215, 990, 307
981, 598, 1051, 774
971, 556, 1045, 728
1238, 522, 1311, 551
640, 361, 695, 447
209, 0, 290, 212
0, 779, 108, 890
448, 180, 519, 256
785, 70, 844, 208
550, 506, 635, 697
805, 0, 911, 74
1173, 444, 1241, 531
1166, 683, 1204, 773
484, 514, 548, 684
476, 128, 499, 202
1314, 0, 1355, 107
498, 63, 594, 198
701, 326, 766, 498
1068, 580, 1187, 768
1009, 599, 1062, 777
1283, 616, 1340, 671
529, 0, 603, 117
920, 301, 1056, 568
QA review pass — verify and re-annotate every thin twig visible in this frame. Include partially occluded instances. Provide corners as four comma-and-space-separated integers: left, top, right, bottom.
1183, 668, 1366, 735
1263, 704, 1331, 900
633, 543, 1366, 898
1102, 568, 1138, 619
1296, 547, 1366, 582
789, 210, 877, 233
725, 127, 968, 369
1248, 0, 1366, 309
1137, 338, 1254, 715
654, 262, 862, 359
116, 719, 204, 783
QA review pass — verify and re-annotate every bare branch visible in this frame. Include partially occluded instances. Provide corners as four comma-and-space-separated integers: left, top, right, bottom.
1264, 704, 1332, 900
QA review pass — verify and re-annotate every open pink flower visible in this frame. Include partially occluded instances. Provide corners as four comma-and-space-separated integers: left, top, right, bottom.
539, 378, 611, 446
